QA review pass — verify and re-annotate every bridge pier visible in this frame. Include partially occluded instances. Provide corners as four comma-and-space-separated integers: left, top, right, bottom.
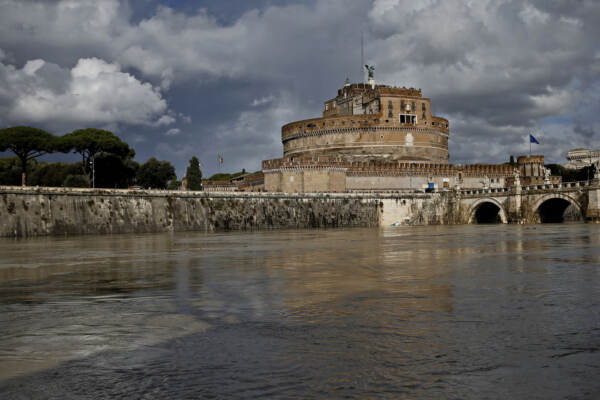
586, 181, 600, 223
507, 185, 523, 223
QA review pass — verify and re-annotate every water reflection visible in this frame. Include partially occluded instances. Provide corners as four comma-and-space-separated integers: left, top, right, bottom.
1, 225, 600, 398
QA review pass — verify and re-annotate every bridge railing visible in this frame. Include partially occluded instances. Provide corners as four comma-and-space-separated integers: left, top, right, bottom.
521, 180, 592, 191
459, 180, 594, 196
459, 187, 513, 195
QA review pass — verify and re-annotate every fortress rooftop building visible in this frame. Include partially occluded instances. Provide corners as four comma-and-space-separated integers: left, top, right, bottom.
282, 82, 449, 164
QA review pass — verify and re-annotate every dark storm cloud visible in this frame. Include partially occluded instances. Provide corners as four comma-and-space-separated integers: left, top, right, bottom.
0, 0, 599, 177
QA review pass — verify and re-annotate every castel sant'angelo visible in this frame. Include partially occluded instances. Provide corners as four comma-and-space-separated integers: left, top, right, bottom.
256, 66, 557, 193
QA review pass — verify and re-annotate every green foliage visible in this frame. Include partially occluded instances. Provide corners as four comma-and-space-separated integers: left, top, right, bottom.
0, 126, 57, 185
29, 162, 81, 187
1, 156, 139, 188
60, 128, 133, 178
206, 171, 245, 181
186, 157, 203, 190
546, 164, 593, 182
503, 155, 517, 166
136, 157, 176, 189
63, 174, 90, 188
0, 157, 26, 185
95, 153, 139, 188
167, 180, 182, 190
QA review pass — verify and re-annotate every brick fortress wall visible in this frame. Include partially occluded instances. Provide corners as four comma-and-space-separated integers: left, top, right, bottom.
262, 157, 513, 192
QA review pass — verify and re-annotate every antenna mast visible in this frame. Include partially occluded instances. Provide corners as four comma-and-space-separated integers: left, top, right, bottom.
361, 31, 364, 83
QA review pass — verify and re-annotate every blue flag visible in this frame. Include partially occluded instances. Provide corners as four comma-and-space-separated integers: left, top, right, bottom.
530, 134, 539, 144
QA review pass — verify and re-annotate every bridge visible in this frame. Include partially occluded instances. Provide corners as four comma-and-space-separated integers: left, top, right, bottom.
458, 179, 600, 224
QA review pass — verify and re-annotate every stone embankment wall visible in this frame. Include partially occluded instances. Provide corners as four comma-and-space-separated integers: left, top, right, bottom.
0, 187, 384, 238
0, 187, 467, 238
378, 193, 463, 226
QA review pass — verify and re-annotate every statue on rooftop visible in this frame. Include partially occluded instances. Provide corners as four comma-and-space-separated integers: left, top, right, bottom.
592, 161, 600, 180
365, 65, 375, 80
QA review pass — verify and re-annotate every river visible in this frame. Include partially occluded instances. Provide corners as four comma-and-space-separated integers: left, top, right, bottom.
1, 225, 599, 399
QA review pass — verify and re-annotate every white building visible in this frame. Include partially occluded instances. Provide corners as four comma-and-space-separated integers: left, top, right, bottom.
564, 148, 600, 169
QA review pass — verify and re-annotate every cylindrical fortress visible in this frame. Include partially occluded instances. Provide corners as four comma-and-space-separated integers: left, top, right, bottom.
281, 83, 449, 163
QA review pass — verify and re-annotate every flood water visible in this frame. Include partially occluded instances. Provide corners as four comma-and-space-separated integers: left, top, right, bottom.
1, 225, 599, 399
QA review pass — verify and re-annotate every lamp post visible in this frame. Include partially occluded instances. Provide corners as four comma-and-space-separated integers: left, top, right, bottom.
90, 156, 95, 188
588, 150, 592, 184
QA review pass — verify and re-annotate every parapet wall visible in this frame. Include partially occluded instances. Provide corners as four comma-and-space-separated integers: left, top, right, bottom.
0, 186, 380, 238
3, 185, 597, 237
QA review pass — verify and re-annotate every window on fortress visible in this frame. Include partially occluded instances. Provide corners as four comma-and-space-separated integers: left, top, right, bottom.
400, 114, 417, 125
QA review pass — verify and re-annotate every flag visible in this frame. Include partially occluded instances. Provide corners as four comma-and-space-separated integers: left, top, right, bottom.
529, 134, 539, 144
217, 155, 223, 164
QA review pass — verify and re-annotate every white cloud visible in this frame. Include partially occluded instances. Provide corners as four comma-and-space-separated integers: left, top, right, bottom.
165, 128, 180, 136
0, 0, 598, 168
0, 56, 173, 129
250, 95, 275, 107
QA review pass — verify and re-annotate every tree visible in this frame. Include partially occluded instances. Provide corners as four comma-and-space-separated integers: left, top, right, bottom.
0, 157, 28, 186
63, 174, 91, 188
167, 179, 182, 190
29, 162, 81, 187
509, 155, 515, 166
60, 128, 133, 186
136, 157, 176, 189
0, 126, 56, 186
95, 153, 139, 188
186, 156, 203, 190
546, 164, 593, 183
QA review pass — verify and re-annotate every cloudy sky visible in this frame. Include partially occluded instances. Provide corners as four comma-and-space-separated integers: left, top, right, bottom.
1, 0, 599, 177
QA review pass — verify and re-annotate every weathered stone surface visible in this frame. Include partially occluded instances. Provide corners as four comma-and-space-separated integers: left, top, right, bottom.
2, 184, 599, 237
0, 187, 380, 238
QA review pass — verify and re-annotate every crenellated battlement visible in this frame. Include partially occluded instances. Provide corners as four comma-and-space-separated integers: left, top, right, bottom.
262, 157, 512, 176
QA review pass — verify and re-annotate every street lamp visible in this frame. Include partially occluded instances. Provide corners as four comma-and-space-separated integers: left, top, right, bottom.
588, 149, 592, 184
89, 156, 95, 188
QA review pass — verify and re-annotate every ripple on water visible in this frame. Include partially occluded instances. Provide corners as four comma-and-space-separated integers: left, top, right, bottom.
1, 225, 600, 398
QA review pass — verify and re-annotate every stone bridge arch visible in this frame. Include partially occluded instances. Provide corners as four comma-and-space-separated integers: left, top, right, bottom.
530, 193, 583, 223
468, 197, 508, 224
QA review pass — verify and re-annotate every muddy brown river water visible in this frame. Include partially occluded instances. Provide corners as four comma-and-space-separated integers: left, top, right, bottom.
1, 225, 599, 399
